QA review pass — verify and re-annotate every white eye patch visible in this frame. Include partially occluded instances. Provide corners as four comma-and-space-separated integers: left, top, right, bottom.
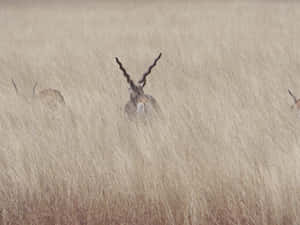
137, 102, 145, 113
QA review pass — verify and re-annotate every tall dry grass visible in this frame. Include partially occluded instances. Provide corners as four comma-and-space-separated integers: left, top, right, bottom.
0, 1, 300, 224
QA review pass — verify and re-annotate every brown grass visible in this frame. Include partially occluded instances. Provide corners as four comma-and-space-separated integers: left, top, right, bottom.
1, 1, 300, 225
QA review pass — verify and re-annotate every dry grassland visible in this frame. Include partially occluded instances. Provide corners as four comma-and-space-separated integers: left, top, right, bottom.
0, 1, 300, 224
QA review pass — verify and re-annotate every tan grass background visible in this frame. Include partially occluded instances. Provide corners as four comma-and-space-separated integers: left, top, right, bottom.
1, 1, 300, 224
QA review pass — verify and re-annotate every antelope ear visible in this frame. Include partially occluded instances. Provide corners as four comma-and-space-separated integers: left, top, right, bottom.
32, 82, 38, 97
11, 79, 18, 94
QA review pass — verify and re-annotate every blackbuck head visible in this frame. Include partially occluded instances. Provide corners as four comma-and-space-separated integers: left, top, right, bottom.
12, 79, 65, 110
115, 53, 162, 120
288, 89, 300, 111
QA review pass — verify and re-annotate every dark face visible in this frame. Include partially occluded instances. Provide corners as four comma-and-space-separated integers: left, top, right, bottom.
130, 85, 144, 103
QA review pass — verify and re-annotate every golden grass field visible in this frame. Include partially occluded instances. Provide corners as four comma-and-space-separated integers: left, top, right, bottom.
1, 1, 300, 224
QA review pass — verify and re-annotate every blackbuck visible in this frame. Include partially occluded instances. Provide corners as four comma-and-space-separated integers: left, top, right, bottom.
115, 53, 162, 120
12, 79, 65, 110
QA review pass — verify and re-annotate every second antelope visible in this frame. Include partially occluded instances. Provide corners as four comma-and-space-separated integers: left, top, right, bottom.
115, 53, 162, 120
12, 79, 65, 110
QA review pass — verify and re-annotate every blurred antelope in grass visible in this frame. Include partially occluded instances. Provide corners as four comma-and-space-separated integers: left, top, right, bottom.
12, 79, 65, 111
115, 53, 162, 120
